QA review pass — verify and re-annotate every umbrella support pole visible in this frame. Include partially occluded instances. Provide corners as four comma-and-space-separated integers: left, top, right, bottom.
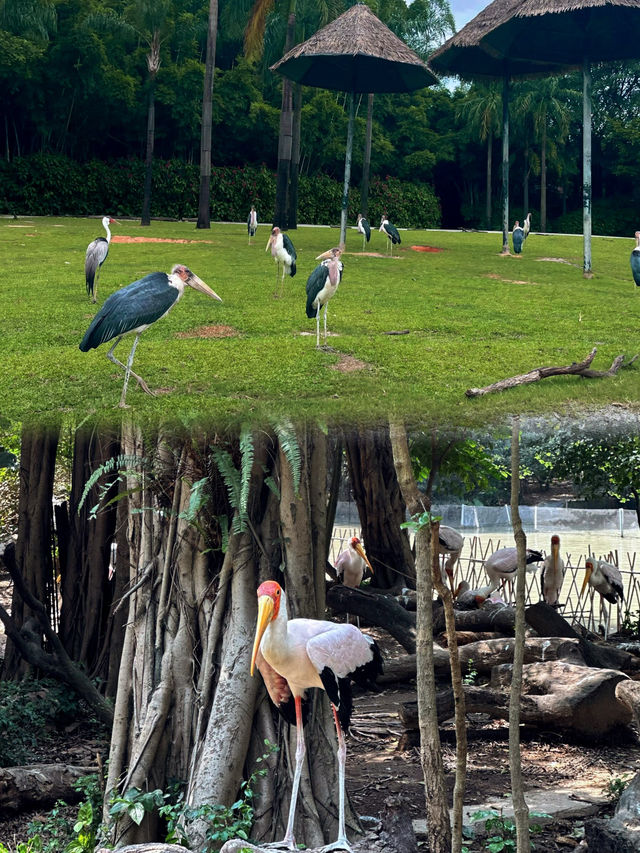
340, 93, 356, 248
500, 68, 510, 254
583, 57, 593, 277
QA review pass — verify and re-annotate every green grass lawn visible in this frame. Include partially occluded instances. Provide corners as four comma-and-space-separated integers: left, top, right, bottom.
2, 216, 638, 428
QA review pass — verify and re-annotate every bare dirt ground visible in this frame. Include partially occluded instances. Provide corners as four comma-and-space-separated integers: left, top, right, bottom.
0, 597, 635, 851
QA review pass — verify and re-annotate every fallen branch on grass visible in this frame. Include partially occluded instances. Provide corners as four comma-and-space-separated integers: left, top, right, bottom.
465, 348, 638, 397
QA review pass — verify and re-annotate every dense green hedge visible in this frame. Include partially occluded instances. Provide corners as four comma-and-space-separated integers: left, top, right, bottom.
551, 197, 636, 239
0, 154, 441, 228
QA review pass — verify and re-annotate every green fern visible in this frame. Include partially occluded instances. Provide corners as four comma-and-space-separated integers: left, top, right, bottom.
77, 454, 148, 516
179, 476, 210, 523
273, 420, 301, 497
211, 446, 245, 533
239, 425, 255, 527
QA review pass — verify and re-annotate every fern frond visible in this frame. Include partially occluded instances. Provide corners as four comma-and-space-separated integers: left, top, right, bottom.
78, 454, 148, 513
211, 447, 243, 526
179, 476, 210, 523
273, 419, 301, 497
239, 424, 255, 524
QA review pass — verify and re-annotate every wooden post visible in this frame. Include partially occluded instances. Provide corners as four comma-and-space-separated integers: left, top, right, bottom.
340, 93, 356, 249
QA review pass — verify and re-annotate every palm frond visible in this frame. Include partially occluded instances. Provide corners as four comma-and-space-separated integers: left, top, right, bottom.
244, 0, 275, 60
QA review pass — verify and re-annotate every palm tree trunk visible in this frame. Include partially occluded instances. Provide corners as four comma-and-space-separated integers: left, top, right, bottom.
360, 93, 374, 218
523, 143, 530, 215
196, 0, 219, 229
141, 80, 155, 227
485, 133, 492, 228
501, 69, 510, 254
274, 10, 296, 229
540, 117, 547, 232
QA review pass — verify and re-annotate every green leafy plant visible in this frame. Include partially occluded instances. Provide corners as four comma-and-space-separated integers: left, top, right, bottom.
109, 787, 165, 827
463, 658, 478, 685
468, 808, 550, 852
603, 773, 633, 804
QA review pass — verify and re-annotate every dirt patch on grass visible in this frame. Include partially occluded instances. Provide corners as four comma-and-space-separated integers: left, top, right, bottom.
410, 245, 443, 253
537, 256, 580, 267
329, 354, 370, 372
112, 236, 214, 244
176, 325, 238, 339
487, 273, 535, 285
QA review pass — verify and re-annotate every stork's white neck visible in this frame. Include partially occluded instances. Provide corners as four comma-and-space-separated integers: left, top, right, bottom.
104, 220, 112, 243
168, 273, 187, 297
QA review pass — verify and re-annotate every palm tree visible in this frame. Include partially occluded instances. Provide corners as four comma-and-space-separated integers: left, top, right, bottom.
514, 77, 579, 231
85, 0, 174, 226
196, 0, 219, 229
457, 83, 502, 228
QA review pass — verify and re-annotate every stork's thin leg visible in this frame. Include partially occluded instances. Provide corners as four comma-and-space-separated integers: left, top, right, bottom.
323, 303, 328, 343
106, 335, 155, 406
316, 303, 321, 348
92, 269, 99, 304
319, 706, 352, 853
281, 696, 305, 850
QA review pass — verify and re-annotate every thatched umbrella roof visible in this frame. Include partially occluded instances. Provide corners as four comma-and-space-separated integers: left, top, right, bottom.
271, 3, 438, 93
430, 0, 640, 78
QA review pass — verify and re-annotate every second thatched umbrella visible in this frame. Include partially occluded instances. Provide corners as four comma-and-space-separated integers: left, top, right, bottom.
431, 0, 640, 273
271, 3, 438, 246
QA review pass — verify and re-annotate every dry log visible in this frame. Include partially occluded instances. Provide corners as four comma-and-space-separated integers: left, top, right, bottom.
465, 348, 638, 397
220, 830, 400, 853
0, 764, 95, 812
326, 585, 417, 653
526, 602, 640, 671
438, 631, 503, 646
400, 662, 631, 742
615, 680, 640, 730
434, 602, 516, 635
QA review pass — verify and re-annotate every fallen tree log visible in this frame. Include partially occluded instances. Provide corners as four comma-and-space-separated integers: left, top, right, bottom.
399, 661, 631, 745
465, 348, 638, 397
327, 585, 417, 653
615, 680, 640, 731
526, 602, 640, 671
434, 602, 516, 636
0, 764, 95, 812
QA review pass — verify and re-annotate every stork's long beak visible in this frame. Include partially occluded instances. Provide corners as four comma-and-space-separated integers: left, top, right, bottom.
187, 272, 222, 302
250, 594, 274, 676
353, 541, 373, 575
266, 235, 273, 252
552, 539, 559, 572
580, 565, 593, 597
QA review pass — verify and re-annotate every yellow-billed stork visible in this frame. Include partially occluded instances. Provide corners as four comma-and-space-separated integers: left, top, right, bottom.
630, 231, 640, 286
438, 525, 464, 595
266, 226, 297, 295
306, 246, 344, 348
251, 580, 382, 852
335, 536, 373, 589
581, 557, 624, 638
247, 206, 258, 244
356, 213, 370, 252
379, 214, 401, 255
454, 579, 499, 610
484, 546, 543, 601
85, 215, 117, 303
541, 534, 565, 607
79, 264, 221, 408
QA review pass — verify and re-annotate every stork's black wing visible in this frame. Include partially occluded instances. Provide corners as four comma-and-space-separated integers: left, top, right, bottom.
79, 273, 179, 350
384, 222, 401, 244
305, 264, 327, 318
282, 233, 297, 262
361, 218, 371, 241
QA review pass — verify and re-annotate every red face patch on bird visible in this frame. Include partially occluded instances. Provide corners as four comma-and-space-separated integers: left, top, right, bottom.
257, 580, 282, 618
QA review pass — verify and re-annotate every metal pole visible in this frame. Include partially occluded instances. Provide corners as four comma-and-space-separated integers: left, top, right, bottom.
583, 57, 592, 276
340, 92, 356, 248
501, 66, 510, 254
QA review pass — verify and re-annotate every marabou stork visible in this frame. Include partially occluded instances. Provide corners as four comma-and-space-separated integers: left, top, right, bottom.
581, 557, 624, 639
630, 231, 640, 286
85, 216, 117, 303
356, 213, 371, 252
247, 206, 258, 244
454, 578, 499, 610
251, 580, 383, 852
438, 525, 464, 595
484, 546, 543, 601
541, 534, 565, 607
266, 226, 297, 295
335, 536, 373, 589
512, 220, 525, 254
523, 212, 532, 241
79, 264, 221, 408
306, 247, 344, 348
379, 214, 401, 255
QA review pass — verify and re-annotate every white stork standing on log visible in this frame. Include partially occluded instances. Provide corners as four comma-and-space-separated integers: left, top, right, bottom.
247, 206, 258, 244
512, 220, 525, 254
581, 557, 624, 639
266, 226, 297, 296
484, 546, 543, 602
630, 231, 640, 286
85, 215, 117, 303
438, 525, 464, 595
335, 536, 373, 589
379, 214, 401, 255
356, 213, 370, 252
541, 534, 565, 607
251, 580, 383, 852
306, 247, 344, 348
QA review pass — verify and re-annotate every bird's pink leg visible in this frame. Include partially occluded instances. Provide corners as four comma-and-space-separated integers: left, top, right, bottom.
279, 695, 305, 850
316, 303, 321, 348
319, 705, 352, 852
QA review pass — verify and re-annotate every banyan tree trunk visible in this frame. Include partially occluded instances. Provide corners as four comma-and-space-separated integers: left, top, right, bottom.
4, 424, 60, 679
345, 427, 414, 590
